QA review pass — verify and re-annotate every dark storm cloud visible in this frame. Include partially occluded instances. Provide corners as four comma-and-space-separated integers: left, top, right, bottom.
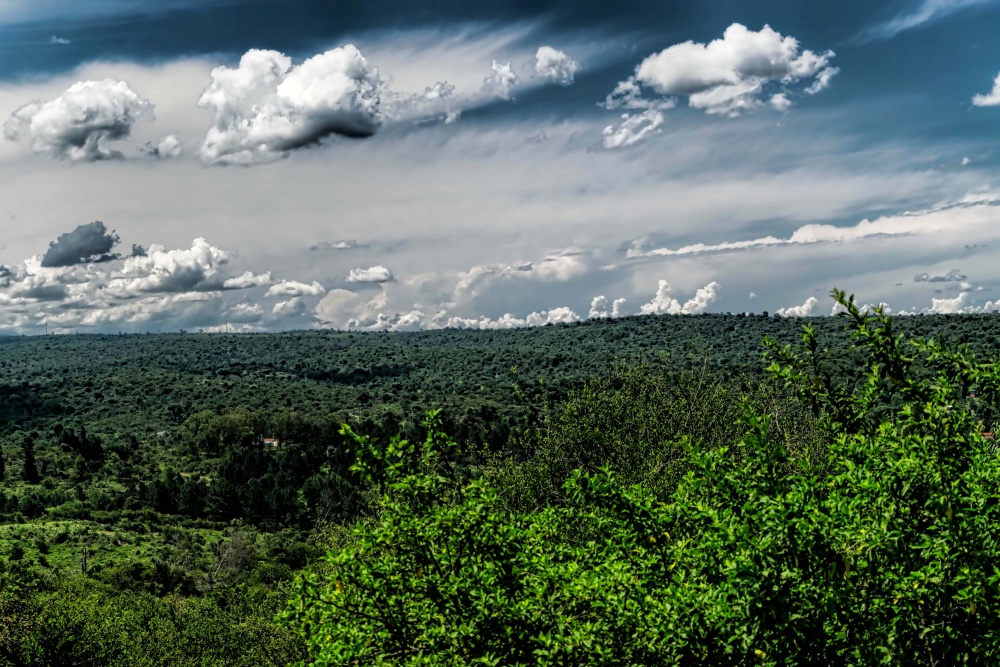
41, 221, 121, 267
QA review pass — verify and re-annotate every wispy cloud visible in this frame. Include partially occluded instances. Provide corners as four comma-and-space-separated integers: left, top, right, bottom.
627, 194, 1000, 259
855, 0, 993, 43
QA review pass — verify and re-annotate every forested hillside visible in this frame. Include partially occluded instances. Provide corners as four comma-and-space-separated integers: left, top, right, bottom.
3, 305, 1000, 665
4, 311, 1000, 435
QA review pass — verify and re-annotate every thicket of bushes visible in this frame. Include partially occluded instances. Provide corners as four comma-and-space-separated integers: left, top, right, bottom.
284, 292, 1000, 666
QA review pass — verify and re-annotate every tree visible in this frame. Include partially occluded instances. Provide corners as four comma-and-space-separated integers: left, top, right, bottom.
22, 433, 40, 484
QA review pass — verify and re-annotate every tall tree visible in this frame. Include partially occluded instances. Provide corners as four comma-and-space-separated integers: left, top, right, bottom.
22, 434, 40, 484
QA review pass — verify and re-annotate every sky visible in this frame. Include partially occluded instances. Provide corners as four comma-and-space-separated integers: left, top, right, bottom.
1, 0, 1000, 334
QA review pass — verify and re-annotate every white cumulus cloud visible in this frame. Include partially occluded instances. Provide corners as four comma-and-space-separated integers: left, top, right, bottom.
225, 301, 264, 322
265, 280, 326, 297
776, 296, 818, 317
481, 60, 519, 101
346, 265, 395, 283
589, 295, 629, 318
606, 24, 835, 117
534, 46, 580, 86
639, 280, 720, 315
770, 93, 793, 111
272, 297, 308, 318
314, 288, 365, 328
929, 292, 974, 314
589, 295, 609, 318
4, 79, 154, 162
223, 271, 273, 289
197, 46, 384, 165
444, 307, 581, 330
110, 238, 232, 294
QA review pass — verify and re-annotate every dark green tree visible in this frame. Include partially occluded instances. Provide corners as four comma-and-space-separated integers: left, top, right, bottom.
21, 433, 40, 484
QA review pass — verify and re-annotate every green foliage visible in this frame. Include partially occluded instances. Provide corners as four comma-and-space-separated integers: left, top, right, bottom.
285, 292, 1000, 666
0, 575, 306, 667
490, 359, 825, 511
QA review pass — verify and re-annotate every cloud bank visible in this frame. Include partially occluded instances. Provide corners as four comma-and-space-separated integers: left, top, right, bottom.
0, 228, 337, 333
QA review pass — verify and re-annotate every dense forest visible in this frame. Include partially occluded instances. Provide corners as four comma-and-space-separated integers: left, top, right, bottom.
3, 301, 1000, 665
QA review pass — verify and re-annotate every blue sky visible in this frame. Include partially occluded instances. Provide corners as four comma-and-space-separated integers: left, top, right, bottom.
0, 0, 999, 333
